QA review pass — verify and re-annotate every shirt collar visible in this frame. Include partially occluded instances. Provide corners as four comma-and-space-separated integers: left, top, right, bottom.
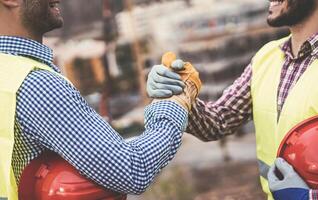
0, 36, 60, 72
280, 32, 318, 60
309, 32, 318, 56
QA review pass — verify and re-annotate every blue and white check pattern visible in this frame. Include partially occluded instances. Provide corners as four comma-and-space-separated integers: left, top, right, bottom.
1, 36, 188, 194
0, 36, 60, 72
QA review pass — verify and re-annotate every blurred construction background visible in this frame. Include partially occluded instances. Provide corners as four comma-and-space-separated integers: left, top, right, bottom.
45, 0, 289, 199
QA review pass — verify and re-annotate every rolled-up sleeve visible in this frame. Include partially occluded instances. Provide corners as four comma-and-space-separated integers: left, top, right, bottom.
186, 64, 253, 141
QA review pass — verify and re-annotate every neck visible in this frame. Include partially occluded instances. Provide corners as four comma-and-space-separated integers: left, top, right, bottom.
290, 9, 318, 56
0, 13, 43, 43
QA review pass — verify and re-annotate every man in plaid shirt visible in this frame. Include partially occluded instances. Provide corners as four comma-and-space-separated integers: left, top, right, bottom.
147, 0, 318, 199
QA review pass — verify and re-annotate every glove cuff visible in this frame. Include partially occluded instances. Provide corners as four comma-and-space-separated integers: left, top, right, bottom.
272, 188, 309, 200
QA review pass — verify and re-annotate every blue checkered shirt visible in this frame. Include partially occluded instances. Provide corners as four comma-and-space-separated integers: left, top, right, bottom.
0, 36, 188, 194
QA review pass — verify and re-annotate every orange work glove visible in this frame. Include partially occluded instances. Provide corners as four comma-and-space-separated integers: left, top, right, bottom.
153, 52, 201, 111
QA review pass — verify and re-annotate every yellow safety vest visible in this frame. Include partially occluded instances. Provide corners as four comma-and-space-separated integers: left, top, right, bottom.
0, 53, 58, 200
251, 36, 318, 199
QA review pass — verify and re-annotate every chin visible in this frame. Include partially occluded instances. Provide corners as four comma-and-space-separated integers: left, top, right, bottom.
55, 18, 64, 28
267, 19, 285, 27
46, 17, 64, 32
266, 13, 288, 27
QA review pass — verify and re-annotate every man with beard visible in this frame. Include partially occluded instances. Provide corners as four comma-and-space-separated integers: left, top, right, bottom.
0, 0, 201, 199
147, 0, 318, 199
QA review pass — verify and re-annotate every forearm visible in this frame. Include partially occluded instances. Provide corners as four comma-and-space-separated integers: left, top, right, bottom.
186, 64, 253, 141
16, 71, 187, 194
119, 101, 187, 193
186, 99, 248, 141
59, 101, 186, 194
19, 98, 186, 194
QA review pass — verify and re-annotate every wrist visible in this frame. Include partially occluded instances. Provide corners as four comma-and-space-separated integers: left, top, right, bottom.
146, 100, 188, 131
273, 188, 309, 200
152, 95, 190, 111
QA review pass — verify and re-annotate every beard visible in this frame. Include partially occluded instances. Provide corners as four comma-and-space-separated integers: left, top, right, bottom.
20, 0, 63, 35
267, 0, 316, 27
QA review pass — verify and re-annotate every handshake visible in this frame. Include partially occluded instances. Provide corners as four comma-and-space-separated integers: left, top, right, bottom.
147, 52, 202, 111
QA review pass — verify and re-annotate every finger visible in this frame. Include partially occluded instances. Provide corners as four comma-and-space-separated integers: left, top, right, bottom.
149, 90, 173, 98
148, 80, 182, 96
171, 59, 185, 71
154, 73, 185, 88
155, 65, 182, 80
275, 157, 294, 176
268, 164, 279, 182
153, 82, 183, 95
268, 164, 282, 192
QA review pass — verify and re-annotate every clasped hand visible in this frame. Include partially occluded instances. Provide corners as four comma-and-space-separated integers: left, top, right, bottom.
268, 158, 309, 200
147, 52, 201, 111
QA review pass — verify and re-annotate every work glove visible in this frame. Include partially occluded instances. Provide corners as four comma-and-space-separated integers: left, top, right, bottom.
152, 52, 202, 111
147, 54, 187, 98
268, 157, 309, 200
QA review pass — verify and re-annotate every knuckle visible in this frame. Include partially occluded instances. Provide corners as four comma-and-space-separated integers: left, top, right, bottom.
151, 65, 161, 74
147, 91, 153, 97
162, 69, 170, 76
177, 86, 183, 92
157, 65, 167, 75
146, 78, 154, 86
148, 70, 155, 78
157, 76, 163, 83
175, 80, 183, 85
157, 83, 165, 89
153, 73, 160, 82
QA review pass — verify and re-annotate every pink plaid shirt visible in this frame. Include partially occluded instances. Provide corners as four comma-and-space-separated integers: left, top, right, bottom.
187, 33, 318, 199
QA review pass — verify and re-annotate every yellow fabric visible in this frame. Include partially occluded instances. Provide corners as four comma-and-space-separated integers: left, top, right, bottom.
0, 53, 56, 200
251, 36, 318, 200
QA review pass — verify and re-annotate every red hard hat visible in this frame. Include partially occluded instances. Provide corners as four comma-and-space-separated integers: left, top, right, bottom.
277, 115, 318, 189
18, 151, 127, 200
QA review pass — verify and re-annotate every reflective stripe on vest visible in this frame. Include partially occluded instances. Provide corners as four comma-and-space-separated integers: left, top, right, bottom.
258, 159, 270, 180
251, 36, 318, 200
0, 53, 57, 200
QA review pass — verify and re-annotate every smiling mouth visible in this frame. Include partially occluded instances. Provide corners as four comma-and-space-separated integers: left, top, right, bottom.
269, 0, 285, 6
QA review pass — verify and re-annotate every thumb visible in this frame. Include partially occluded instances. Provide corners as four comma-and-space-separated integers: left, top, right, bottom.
268, 164, 279, 182
275, 157, 294, 177
171, 59, 185, 71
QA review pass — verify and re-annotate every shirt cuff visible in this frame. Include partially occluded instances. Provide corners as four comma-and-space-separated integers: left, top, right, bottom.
144, 100, 188, 131
186, 98, 207, 132
310, 189, 318, 200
